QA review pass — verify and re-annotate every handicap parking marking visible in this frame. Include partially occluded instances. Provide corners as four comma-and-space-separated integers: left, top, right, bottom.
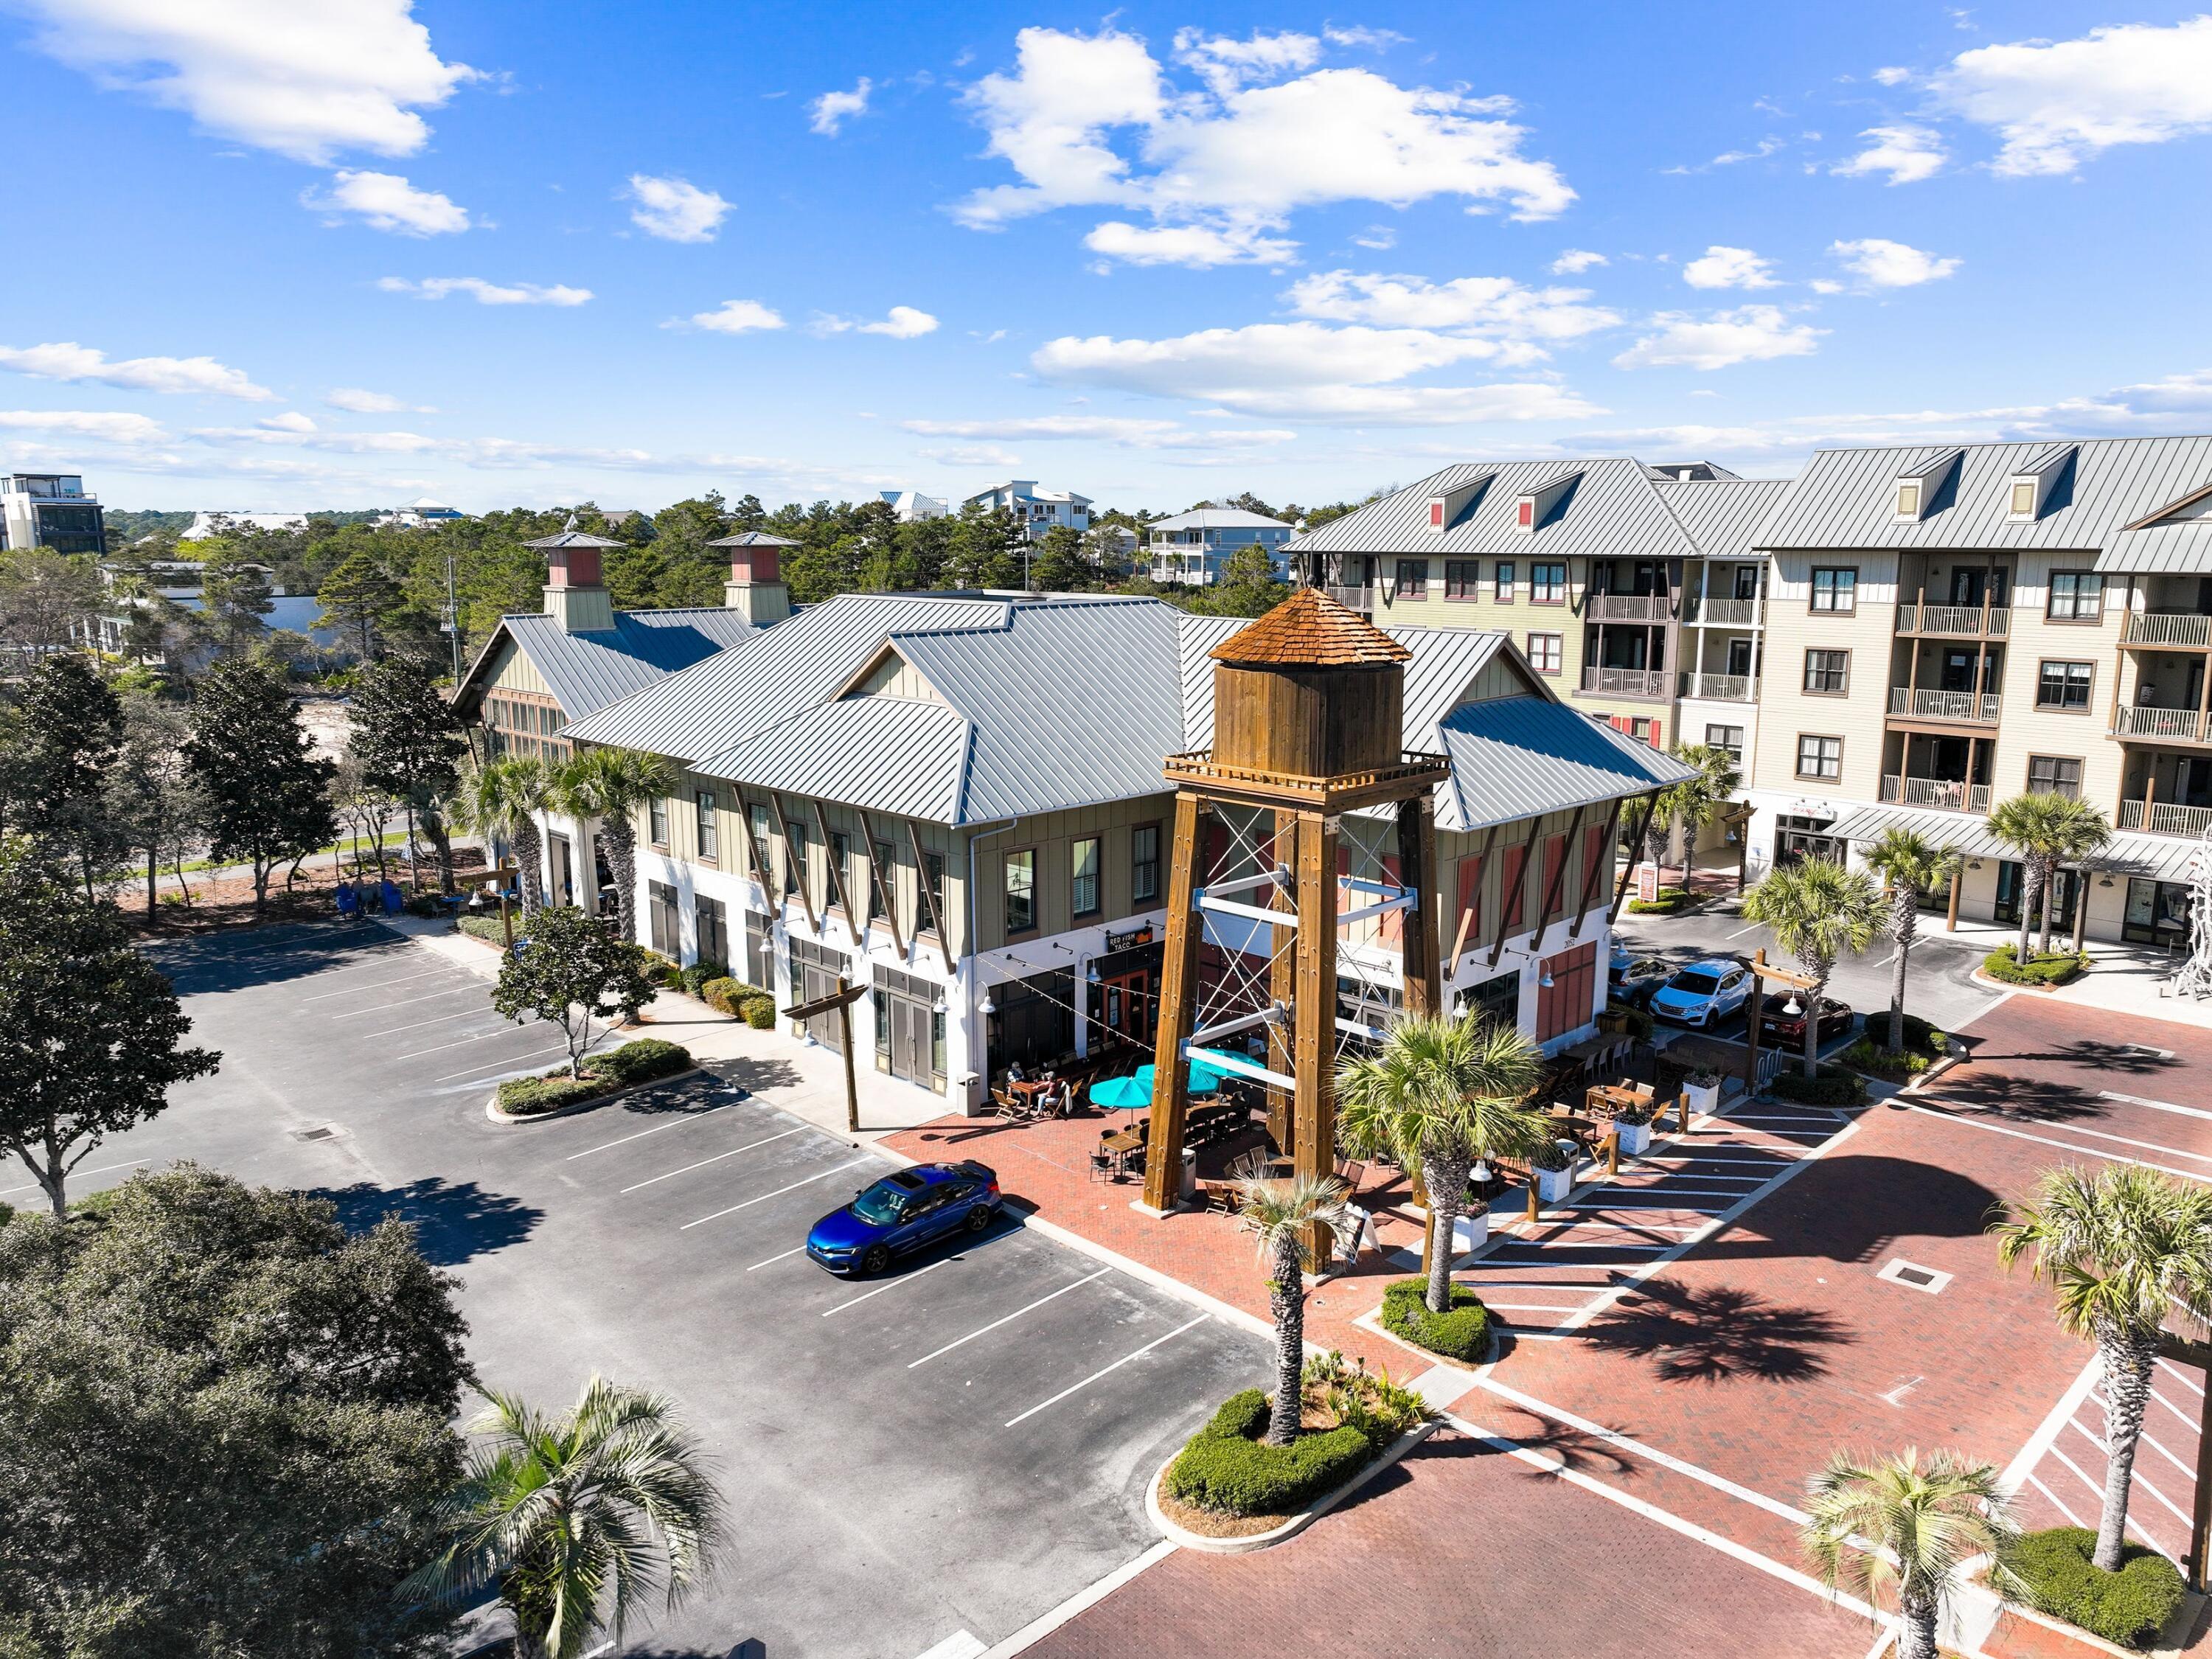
1003, 1315, 1209, 1427
618, 1126, 809, 1194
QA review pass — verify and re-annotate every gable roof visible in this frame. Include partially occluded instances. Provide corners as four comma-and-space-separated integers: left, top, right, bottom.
1431, 697, 1695, 832
1651, 479, 1791, 560
1150, 507, 1291, 531
455, 608, 758, 722
1288, 458, 1711, 563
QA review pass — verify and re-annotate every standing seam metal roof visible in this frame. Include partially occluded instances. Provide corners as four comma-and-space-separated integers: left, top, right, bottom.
1285, 459, 1706, 563
480, 608, 759, 720
1651, 479, 1792, 561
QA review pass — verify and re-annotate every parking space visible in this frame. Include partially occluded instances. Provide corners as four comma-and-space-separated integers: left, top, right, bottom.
116, 925, 1275, 1658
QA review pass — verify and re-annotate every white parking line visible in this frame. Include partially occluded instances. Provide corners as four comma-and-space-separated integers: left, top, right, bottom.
436, 1043, 576, 1082
568, 1102, 734, 1159
680, 1158, 872, 1230
908, 1270, 1112, 1368
1479, 1300, 1590, 1314
354, 1006, 488, 1040
1570, 1200, 1733, 1214
746, 1245, 807, 1271
1725, 921, 1765, 939
2160, 1358, 2207, 1397
0, 1156, 151, 1197
331, 984, 481, 1019
619, 1127, 807, 1194
2047, 1444, 2168, 1557
2031, 1121, 2212, 1167
2100, 1091, 2212, 1124
392, 1024, 541, 1062
301, 967, 457, 1001
1907, 1105, 2209, 1183
2028, 1472, 2087, 1528
824, 1255, 956, 1317
1004, 1316, 1208, 1427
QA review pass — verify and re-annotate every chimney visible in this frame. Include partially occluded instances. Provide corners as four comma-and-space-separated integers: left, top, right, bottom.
524, 517, 619, 633
710, 530, 795, 625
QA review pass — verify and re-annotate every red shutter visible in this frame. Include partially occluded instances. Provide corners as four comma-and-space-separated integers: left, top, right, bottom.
1455, 855, 1484, 956
1540, 833, 1567, 927
1500, 844, 1528, 933
1582, 822, 1610, 915
1648, 718, 1663, 750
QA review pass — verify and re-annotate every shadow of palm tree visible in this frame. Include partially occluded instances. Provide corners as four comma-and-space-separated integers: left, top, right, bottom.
1582, 1280, 1848, 1384
309, 1176, 544, 1266
1422, 1412, 1638, 1482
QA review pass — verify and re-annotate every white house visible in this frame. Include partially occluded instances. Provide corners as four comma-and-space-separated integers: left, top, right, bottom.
373, 497, 466, 529
880, 490, 948, 523
960, 480, 1093, 542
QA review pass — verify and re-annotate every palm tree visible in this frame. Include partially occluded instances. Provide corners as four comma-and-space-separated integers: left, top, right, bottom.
1739, 858, 1884, 1078
403, 1378, 726, 1659
456, 757, 555, 917
1988, 793, 2112, 964
1862, 827, 1962, 1054
1337, 1012, 1547, 1315
1644, 742, 1744, 884
1992, 1166, 2212, 1572
554, 745, 677, 945
1801, 1447, 2020, 1659
1231, 1166, 1351, 1446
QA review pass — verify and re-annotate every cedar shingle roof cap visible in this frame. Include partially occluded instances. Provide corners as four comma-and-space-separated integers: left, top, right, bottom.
1207, 587, 1412, 667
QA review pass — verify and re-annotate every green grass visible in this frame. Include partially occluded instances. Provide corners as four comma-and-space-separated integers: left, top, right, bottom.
171, 830, 410, 877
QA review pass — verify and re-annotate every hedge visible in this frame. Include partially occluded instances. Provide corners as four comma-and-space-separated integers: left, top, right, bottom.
680, 959, 731, 997
1982, 947, 2089, 987
1377, 1276, 1492, 1363
457, 914, 510, 945
1627, 886, 1691, 915
587, 1038, 692, 1086
1162, 1390, 1374, 1518
495, 1075, 601, 1116
1769, 1064, 1866, 1106
495, 1040, 695, 1116
743, 996, 777, 1030
701, 977, 745, 1015
2011, 1527, 2185, 1650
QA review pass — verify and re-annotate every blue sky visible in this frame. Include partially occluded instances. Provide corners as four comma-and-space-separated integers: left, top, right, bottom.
4, 1, 2212, 513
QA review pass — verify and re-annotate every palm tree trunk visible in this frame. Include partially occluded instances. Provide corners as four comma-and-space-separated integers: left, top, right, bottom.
2095, 1328, 2159, 1572
2038, 866, 2057, 956
1888, 907, 1914, 1053
1425, 1145, 1472, 1314
602, 818, 639, 942
1896, 1587, 1940, 1659
2017, 864, 2043, 967
515, 820, 545, 917
425, 809, 454, 893
1802, 988, 1822, 1079
146, 846, 158, 921
1267, 1233, 1305, 1446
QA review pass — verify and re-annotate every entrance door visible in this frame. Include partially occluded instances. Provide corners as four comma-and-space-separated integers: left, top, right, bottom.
1099, 970, 1153, 1048
1994, 861, 2023, 925
549, 834, 573, 907
800, 961, 842, 1051
889, 995, 930, 1085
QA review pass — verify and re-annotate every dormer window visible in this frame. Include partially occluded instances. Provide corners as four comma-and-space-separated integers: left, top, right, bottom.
1515, 498, 1534, 530
2011, 481, 2035, 518
1430, 500, 1445, 529
1895, 481, 1921, 518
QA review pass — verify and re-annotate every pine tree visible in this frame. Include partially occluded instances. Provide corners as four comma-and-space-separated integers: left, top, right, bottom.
184, 660, 338, 916
349, 654, 468, 892
314, 549, 403, 661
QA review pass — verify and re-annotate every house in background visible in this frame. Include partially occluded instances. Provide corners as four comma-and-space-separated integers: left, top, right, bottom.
181, 511, 308, 540
960, 480, 1093, 541
77, 558, 349, 667
881, 490, 948, 523
1145, 505, 1293, 586
1, 472, 105, 554
373, 497, 466, 529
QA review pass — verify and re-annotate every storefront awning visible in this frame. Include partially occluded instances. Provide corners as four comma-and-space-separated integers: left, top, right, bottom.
1823, 804, 2203, 883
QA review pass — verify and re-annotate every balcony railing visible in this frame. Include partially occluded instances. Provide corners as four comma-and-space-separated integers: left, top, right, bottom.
1880, 774, 1990, 813
1581, 665, 1669, 698
1896, 604, 2011, 637
1322, 585, 1375, 613
1685, 597, 1761, 625
1679, 671, 1756, 702
1888, 687, 2002, 723
2119, 798, 2212, 837
1586, 594, 1671, 622
2112, 703, 2210, 742
2123, 612, 2212, 648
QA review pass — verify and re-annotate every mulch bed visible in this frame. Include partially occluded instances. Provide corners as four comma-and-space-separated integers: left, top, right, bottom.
121, 847, 487, 939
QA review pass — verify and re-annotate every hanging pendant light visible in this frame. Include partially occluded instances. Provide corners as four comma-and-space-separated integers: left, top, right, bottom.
1783, 992, 1802, 1017
979, 993, 995, 1015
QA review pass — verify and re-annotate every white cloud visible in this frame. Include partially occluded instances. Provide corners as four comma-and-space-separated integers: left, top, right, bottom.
10, 0, 478, 164
624, 175, 731, 243
377, 276, 594, 305
1829, 237, 1961, 288
1083, 220, 1296, 267
810, 77, 873, 136
1613, 306, 1824, 370
305, 169, 467, 234
1932, 17, 2212, 176
1711, 136, 1784, 166
901, 414, 1293, 450
1682, 246, 1778, 290
1352, 225, 1397, 250
1216, 383, 1600, 424
0, 340, 274, 400
689, 299, 786, 335
1281, 270, 1618, 349
1872, 66, 1913, 87
1171, 28, 1321, 96
1809, 279, 1845, 295
1832, 124, 1946, 184
1551, 248, 1607, 274
1322, 25, 1410, 51
327, 386, 429, 413
258, 411, 316, 432
956, 26, 1572, 266
813, 307, 940, 338
0, 409, 167, 444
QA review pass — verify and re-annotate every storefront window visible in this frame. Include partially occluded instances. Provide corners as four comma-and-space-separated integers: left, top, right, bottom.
2124, 877, 2192, 945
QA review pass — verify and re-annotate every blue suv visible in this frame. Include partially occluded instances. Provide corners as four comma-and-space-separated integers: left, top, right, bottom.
806, 1161, 1003, 1276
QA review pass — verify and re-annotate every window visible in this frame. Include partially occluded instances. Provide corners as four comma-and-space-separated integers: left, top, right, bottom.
1444, 560, 1480, 599
1071, 836, 1101, 917
649, 796, 669, 846
695, 894, 727, 967
830, 832, 851, 910
1896, 481, 1921, 518
1803, 648, 1850, 694
785, 817, 808, 894
1493, 560, 1515, 602
2027, 755, 2082, 799
748, 804, 772, 883
1796, 735, 1843, 781
2037, 660, 2094, 711
2048, 571, 2104, 622
1525, 632, 1562, 674
1630, 717, 1652, 744
1428, 499, 1444, 528
695, 790, 717, 860
869, 839, 893, 920
1396, 557, 1428, 599
1705, 723, 1745, 765
1515, 498, 1534, 529
1810, 567, 1857, 613
1132, 823, 1160, 905
1004, 849, 1036, 935
2011, 480, 2037, 517
923, 852, 945, 934
1531, 561, 1567, 604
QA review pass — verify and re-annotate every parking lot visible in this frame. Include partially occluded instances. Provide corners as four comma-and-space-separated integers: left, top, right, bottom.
101, 923, 1274, 1658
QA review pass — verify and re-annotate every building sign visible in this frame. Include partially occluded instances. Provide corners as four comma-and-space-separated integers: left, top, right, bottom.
1637, 866, 1659, 903
1105, 925, 1155, 951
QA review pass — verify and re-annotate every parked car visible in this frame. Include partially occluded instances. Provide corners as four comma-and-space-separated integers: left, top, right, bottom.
1609, 942, 1671, 1009
1756, 991, 1855, 1048
806, 1161, 1003, 1276
1648, 958, 1753, 1028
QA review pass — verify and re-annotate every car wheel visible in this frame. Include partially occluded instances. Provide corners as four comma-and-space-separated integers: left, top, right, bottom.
965, 1205, 992, 1234
860, 1244, 891, 1277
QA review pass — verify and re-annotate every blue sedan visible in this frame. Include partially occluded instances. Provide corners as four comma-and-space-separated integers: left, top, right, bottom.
806, 1161, 1003, 1277
1648, 958, 1753, 1028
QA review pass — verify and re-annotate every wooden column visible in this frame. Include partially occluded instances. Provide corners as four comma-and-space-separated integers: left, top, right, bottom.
1293, 810, 1340, 1258
1742, 948, 1763, 1099
1396, 794, 1442, 1020
1143, 793, 1208, 1213
1946, 863, 1962, 932
2072, 869, 2090, 955
1610, 794, 1658, 922
1267, 808, 1298, 1153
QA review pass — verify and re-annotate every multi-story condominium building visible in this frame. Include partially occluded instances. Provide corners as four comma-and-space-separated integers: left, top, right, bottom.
959, 479, 1093, 541
0, 472, 105, 554
1743, 436, 2212, 945
1145, 506, 1294, 585
560, 591, 1688, 1112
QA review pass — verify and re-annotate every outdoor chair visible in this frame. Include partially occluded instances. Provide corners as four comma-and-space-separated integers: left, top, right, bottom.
1088, 1150, 1114, 1185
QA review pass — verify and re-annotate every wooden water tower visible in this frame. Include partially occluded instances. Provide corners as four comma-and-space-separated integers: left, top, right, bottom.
1142, 589, 1452, 1216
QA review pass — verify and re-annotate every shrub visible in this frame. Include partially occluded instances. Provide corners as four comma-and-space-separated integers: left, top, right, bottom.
1604, 1001, 1655, 1041
457, 913, 509, 944
1377, 1277, 1493, 1363
743, 995, 777, 1030
1842, 1038, 1930, 1074
1627, 886, 1690, 916
1770, 1064, 1865, 1105
495, 1075, 602, 1116
679, 959, 730, 997
700, 976, 744, 1015
1162, 1391, 1374, 1518
2011, 1527, 2185, 1650
403, 893, 442, 918
1982, 947, 2088, 987
1301, 1351, 1426, 1444
586, 1038, 693, 1086
1529, 1135, 1577, 1172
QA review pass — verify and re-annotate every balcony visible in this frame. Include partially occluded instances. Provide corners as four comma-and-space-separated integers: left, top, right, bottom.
1679, 671, 1756, 702
2112, 703, 2211, 743
2122, 612, 2212, 649
1888, 687, 2001, 725
1880, 775, 1990, 813
1685, 597, 1761, 626
1581, 665, 1669, 699
1586, 594, 1671, 622
2119, 798, 2212, 837
1896, 604, 2010, 638
1322, 585, 1376, 613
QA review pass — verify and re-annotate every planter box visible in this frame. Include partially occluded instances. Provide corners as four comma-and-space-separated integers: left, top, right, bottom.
1449, 1208, 1489, 1255
1534, 1164, 1576, 1203
1615, 1119, 1653, 1157
1683, 1080, 1721, 1119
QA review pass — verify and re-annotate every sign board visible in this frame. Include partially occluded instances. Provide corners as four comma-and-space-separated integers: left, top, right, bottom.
1105, 925, 1156, 951
1637, 865, 1659, 904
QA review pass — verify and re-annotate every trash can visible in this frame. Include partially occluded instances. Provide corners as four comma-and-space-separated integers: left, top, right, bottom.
1180, 1147, 1198, 1200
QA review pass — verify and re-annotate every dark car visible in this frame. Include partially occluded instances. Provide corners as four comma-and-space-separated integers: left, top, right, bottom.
1608, 942, 1670, 1009
806, 1160, 1003, 1276
1755, 991, 1855, 1048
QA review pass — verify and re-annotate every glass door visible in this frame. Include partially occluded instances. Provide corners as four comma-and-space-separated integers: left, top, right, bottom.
1994, 861, 2023, 925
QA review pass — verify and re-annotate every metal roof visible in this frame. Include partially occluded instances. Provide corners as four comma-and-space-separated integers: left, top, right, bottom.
523, 529, 625, 550
705, 696, 971, 823
708, 530, 799, 548
1822, 803, 2200, 883
459, 608, 758, 721
1756, 436, 2212, 571
1287, 458, 1707, 564
1431, 697, 1697, 833
1651, 479, 1791, 561
1149, 507, 1291, 531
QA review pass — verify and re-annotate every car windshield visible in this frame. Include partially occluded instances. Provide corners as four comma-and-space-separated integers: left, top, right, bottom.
852, 1175, 924, 1225
1669, 970, 1722, 996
